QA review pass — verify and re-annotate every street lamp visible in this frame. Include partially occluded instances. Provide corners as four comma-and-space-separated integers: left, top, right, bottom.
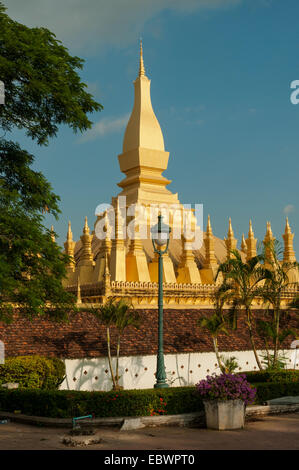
151, 213, 171, 388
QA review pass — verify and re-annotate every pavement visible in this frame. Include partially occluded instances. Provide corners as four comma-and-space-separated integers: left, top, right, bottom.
0, 412, 299, 450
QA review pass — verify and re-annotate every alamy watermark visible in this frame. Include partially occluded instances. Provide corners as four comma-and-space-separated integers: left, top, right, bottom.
94, 197, 204, 250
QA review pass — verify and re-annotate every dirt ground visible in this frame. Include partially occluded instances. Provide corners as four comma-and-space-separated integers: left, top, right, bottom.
0, 412, 298, 450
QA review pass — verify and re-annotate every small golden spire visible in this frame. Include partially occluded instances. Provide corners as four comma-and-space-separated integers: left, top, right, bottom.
248, 219, 254, 236
246, 220, 257, 261
50, 225, 55, 242
83, 216, 90, 234
285, 217, 291, 234
67, 221, 73, 241
139, 39, 146, 77
228, 217, 234, 237
224, 218, 237, 259
283, 217, 296, 262
263, 221, 275, 264
241, 233, 247, 253
204, 215, 217, 267
206, 215, 213, 236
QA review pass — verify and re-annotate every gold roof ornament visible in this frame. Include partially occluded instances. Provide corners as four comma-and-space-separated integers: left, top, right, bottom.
80, 216, 93, 264
139, 39, 146, 77
246, 220, 257, 261
224, 217, 237, 260
241, 233, 247, 253
64, 221, 76, 269
283, 217, 296, 262
50, 225, 55, 242
203, 215, 217, 267
122, 42, 165, 153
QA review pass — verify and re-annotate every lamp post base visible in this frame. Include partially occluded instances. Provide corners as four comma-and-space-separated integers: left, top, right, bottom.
154, 382, 169, 389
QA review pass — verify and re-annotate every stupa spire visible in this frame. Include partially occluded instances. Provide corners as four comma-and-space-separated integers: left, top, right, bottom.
80, 216, 93, 264
64, 221, 76, 269
241, 233, 247, 253
283, 217, 296, 262
50, 225, 55, 242
122, 42, 165, 153
263, 221, 275, 265
139, 39, 146, 77
224, 217, 237, 260
203, 215, 217, 267
246, 220, 257, 261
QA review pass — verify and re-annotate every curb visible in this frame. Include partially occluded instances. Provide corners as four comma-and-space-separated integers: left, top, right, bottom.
0, 404, 299, 430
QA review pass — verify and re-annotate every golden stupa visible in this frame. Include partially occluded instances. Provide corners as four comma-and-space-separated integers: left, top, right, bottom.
63, 43, 298, 308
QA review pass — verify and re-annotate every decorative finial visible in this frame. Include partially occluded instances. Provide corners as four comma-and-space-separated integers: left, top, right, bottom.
67, 221, 73, 240
206, 215, 213, 235
228, 217, 234, 237
139, 39, 146, 77
50, 225, 55, 242
83, 216, 89, 234
285, 217, 291, 234
241, 233, 247, 252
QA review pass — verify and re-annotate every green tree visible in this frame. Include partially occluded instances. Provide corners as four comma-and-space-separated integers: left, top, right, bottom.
258, 240, 299, 368
0, 2, 102, 145
216, 250, 269, 371
0, 140, 77, 321
0, 3, 102, 320
197, 285, 231, 373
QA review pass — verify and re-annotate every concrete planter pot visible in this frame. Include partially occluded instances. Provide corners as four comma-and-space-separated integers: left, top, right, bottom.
203, 399, 245, 430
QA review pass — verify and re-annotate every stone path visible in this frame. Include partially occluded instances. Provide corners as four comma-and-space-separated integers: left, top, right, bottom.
0, 412, 298, 450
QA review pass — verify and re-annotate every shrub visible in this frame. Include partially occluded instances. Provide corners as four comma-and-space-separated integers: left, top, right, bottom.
0, 356, 65, 390
254, 381, 299, 404
196, 373, 256, 405
241, 369, 299, 384
0, 387, 203, 419
0, 381, 298, 419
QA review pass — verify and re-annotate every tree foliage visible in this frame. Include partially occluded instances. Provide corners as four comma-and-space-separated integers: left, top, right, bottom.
0, 3, 102, 320
0, 2, 102, 145
0, 140, 77, 321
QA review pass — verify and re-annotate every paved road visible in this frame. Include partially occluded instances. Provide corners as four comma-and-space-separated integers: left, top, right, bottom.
0, 413, 298, 450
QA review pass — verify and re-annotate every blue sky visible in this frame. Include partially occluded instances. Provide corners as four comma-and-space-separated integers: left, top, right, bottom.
5, 0, 299, 254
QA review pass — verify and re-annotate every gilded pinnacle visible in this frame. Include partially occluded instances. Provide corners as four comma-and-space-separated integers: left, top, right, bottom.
50, 225, 55, 242
67, 220, 73, 240
285, 217, 291, 234
241, 233, 246, 252
248, 219, 254, 237
139, 39, 146, 77
206, 215, 213, 236
228, 217, 234, 237
83, 216, 89, 234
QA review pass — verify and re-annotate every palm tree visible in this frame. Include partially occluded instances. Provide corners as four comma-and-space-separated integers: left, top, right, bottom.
260, 240, 299, 367
198, 285, 231, 373
97, 297, 118, 389
114, 299, 140, 387
94, 297, 140, 389
216, 249, 269, 371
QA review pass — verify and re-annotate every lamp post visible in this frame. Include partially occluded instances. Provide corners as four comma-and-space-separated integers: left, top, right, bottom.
151, 213, 171, 389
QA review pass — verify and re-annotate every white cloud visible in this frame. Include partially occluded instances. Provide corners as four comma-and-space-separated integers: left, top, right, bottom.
80, 113, 130, 142
4, 0, 242, 54
283, 204, 295, 215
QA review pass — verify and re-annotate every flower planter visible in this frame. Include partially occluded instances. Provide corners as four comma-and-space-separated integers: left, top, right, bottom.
203, 399, 245, 430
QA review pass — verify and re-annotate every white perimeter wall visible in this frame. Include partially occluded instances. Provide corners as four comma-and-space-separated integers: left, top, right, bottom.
60, 349, 298, 391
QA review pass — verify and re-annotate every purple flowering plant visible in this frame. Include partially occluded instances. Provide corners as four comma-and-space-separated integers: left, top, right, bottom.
196, 373, 256, 405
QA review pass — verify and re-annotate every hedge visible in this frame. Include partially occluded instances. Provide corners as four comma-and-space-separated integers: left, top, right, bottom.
0, 387, 204, 419
0, 356, 65, 390
0, 381, 298, 419
241, 370, 299, 384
